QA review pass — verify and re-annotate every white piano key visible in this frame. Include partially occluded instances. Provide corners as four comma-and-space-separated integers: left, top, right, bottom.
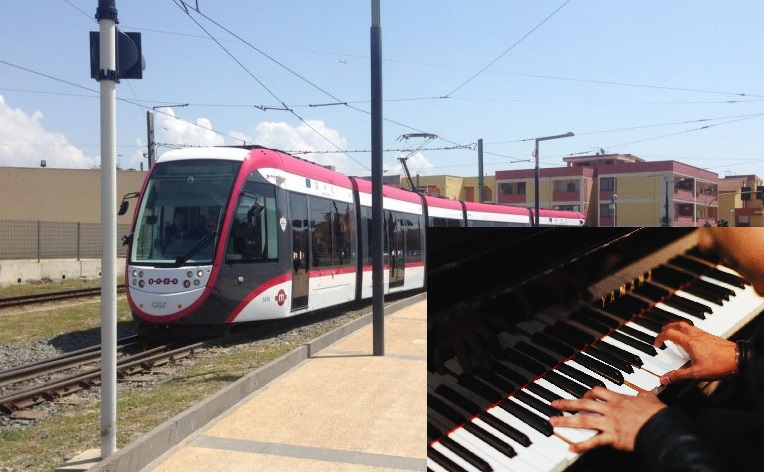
430, 441, 483, 472
450, 428, 519, 472
506, 395, 597, 444
487, 405, 577, 465
472, 417, 556, 472
600, 336, 677, 376
564, 360, 637, 396
426, 457, 450, 472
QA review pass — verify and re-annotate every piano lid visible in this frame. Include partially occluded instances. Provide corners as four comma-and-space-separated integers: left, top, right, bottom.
427, 227, 696, 322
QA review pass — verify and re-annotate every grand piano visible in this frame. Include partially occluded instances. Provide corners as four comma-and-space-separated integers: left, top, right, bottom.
427, 228, 764, 472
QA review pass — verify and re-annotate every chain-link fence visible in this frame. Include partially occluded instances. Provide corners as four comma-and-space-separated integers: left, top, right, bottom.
0, 220, 131, 260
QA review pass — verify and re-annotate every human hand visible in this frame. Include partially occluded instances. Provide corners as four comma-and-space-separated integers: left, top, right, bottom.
550, 386, 667, 453
653, 321, 737, 385
697, 228, 764, 296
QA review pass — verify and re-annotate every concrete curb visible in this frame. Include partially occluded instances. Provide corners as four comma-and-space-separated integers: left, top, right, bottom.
86, 292, 427, 472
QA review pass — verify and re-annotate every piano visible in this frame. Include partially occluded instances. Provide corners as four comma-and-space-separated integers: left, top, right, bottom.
427, 228, 764, 472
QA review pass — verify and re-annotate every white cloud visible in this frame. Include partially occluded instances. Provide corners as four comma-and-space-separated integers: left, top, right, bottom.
0, 96, 97, 169
384, 151, 434, 177
237, 119, 355, 172
154, 107, 225, 152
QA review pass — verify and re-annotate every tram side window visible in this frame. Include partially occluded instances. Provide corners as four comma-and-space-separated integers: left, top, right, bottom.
429, 216, 462, 227
309, 196, 353, 268
226, 181, 278, 262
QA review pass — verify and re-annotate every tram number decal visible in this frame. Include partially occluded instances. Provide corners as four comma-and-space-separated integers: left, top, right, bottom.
275, 289, 287, 306
148, 278, 179, 285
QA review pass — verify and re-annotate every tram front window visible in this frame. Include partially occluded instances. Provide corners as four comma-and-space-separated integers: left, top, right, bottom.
131, 160, 240, 265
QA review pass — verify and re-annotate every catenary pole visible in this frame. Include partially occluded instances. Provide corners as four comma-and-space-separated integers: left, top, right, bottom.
96, 0, 118, 458
371, 0, 384, 355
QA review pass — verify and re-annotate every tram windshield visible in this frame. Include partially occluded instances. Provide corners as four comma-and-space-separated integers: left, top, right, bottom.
131, 159, 240, 265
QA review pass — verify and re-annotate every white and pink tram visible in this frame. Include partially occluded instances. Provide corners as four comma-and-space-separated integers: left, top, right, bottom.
122, 146, 583, 336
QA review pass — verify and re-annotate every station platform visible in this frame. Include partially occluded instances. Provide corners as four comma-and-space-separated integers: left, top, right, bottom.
85, 295, 427, 472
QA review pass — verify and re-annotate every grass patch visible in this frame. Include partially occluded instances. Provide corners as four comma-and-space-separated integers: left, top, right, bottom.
0, 276, 124, 299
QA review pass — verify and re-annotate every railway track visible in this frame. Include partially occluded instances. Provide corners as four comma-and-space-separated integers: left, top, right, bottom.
0, 285, 126, 309
0, 336, 204, 415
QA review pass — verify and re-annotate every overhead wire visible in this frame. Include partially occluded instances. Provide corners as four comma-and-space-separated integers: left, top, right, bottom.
443, 0, 574, 98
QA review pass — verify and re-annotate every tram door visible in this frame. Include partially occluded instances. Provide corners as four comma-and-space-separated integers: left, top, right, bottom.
388, 211, 405, 288
290, 194, 309, 310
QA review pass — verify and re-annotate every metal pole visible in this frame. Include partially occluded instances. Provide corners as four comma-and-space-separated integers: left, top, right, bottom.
146, 110, 155, 168
96, 0, 118, 458
534, 139, 540, 227
370, 0, 384, 356
477, 139, 484, 203
665, 179, 670, 227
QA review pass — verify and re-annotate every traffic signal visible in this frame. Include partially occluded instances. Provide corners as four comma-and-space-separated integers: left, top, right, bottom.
89, 29, 144, 80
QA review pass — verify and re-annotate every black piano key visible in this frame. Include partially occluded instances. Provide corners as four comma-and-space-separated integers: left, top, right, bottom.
574, 352, 625, 385
557, 363, 606, 389
463, 422, 517, 458
513, 390, 562, 418
473, 366, 517, 395
631, 315, 665, 333
514, 341, 559, 368
429, 393, 467, 426
525, 382, 564, 404
499, 399, 554, 436
428, 421, 445, 443
544, 371, 590, 398
569, 310, 611, 335
609, 331, 658, 356
531, 332, 577, 358
504, 349, 547, 376
681, 284, 724, 306
480, 411, 532, 447
458, 374, 504, 403
491, 359, 532, 387
619, 325, 656, 345
694, 278, 735, 299
651, 265, 695, 287
554, 321, 597, 344
439, 436, 494, 472
594, 340, 644, 367
585, 345, 635, 373
435, 385, 482, 416
706, 268, 747, 288
579, 306, 620, 328
428, 446, 464, 472
543, 324, 588, 349
634, 282, 670, 302
643, 307, 694, 327
669, 254, 713, 275
662, 296, 708, 318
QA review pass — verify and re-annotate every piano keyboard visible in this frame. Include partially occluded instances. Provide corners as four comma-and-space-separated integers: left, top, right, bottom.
427, 233, 764, 472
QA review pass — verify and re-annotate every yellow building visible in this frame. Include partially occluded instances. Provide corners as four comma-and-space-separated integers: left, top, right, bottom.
395, 174, 496, 203
719, 175, 764, 227
496, 154, 720, 227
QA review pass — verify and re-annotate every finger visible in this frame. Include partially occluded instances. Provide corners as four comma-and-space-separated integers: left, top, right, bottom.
569, 431, 614, 453
551, 411, 605, 430
660, 365, 697, 385
583, 385, 619, 402
654, 323, 691, 348
552, 398, 607, 415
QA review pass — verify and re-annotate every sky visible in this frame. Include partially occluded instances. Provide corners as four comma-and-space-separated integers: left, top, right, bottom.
1, 1, 763, 181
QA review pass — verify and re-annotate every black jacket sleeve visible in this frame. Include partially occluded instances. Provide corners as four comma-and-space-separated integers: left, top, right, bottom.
634, 407, 724, 472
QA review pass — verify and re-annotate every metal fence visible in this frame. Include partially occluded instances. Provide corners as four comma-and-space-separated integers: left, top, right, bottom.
0, 220, 131, 260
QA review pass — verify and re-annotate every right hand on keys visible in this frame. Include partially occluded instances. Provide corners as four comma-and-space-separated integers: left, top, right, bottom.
653, 321, 737, 385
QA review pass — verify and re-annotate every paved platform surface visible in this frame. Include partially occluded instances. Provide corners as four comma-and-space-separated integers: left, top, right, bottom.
140, 299, 427, 472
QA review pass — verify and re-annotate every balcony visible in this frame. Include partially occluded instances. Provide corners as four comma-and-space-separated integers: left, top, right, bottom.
498, 194, 527, 204
599, 189, 615, 201
553, 191, 579, 202
599, 216, 615, 227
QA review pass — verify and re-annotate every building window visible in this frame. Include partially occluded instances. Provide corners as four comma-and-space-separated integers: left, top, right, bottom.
500, 183, 512, 195
600, 178, 616, 191
517, 182, 526, 195
599, 203, 614, 217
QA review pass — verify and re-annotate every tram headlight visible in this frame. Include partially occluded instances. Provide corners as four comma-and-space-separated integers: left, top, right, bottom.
132, 279, 137, 286
193, 279, 200, 286
197, 270, 204, 278
138, 280, 145, 288
138, 271, 144, 278
132, 270, 138, 277
187, 271, 193, 278
183, 280, 191, 288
